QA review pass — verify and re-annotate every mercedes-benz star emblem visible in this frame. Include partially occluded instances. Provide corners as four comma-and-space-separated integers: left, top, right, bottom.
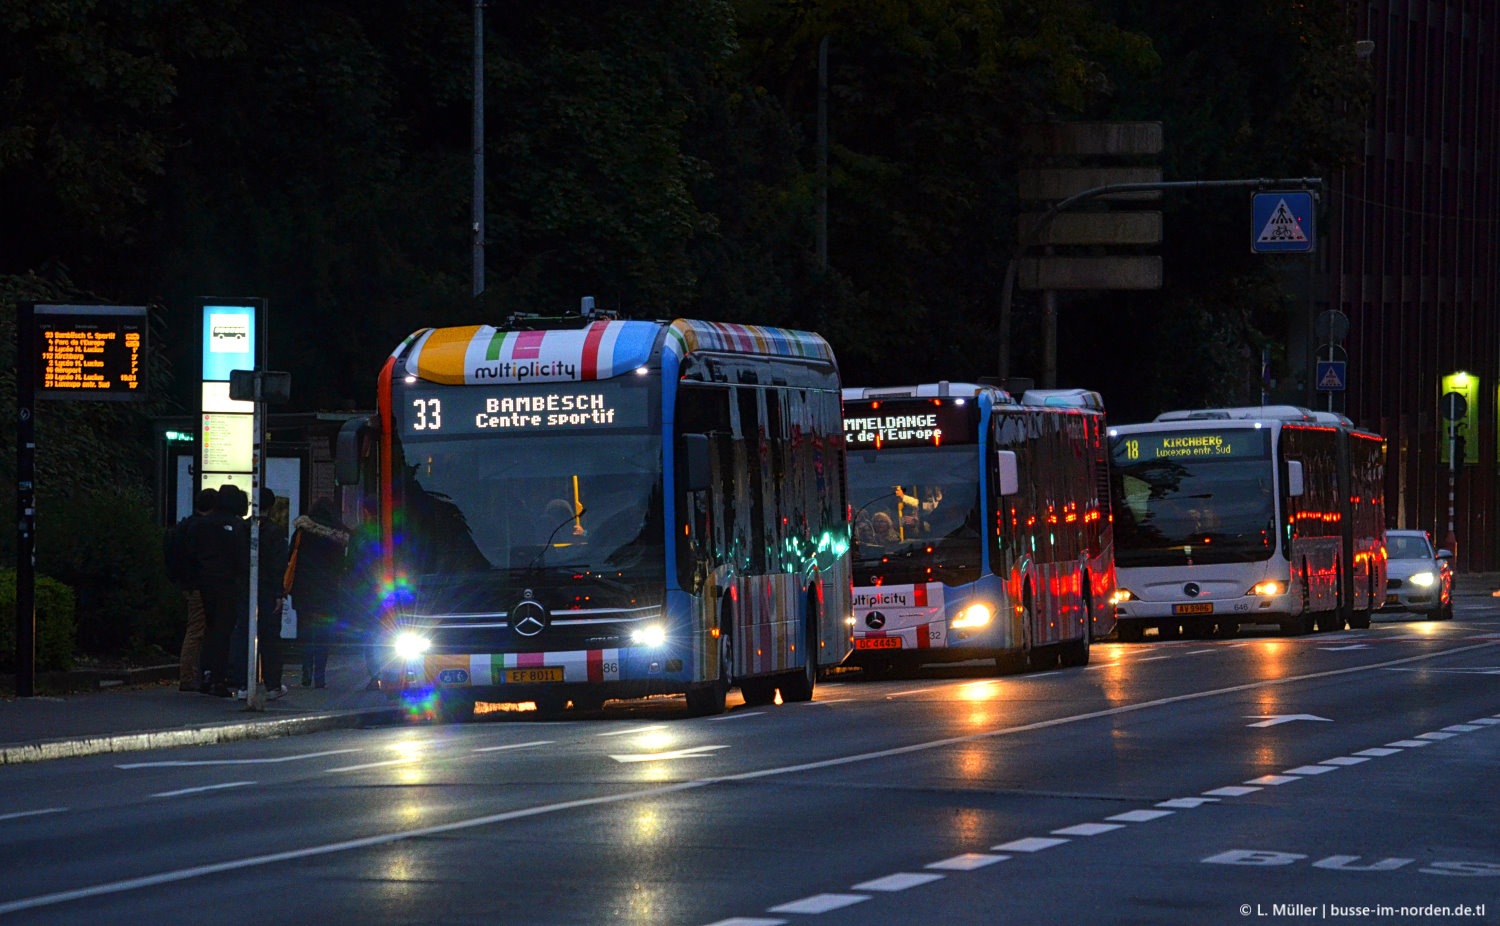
511, 599, 549, 637
1184, 582, 1200, 597
865, 610, 887, 629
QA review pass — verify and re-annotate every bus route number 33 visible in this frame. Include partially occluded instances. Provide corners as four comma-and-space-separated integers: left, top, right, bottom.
412, 398, 442, 431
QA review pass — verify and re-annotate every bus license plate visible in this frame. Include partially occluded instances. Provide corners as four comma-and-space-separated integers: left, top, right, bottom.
505, 667, 564, 683
1173, 602, 1213, 615
1386, 593, 1400, 605
855, 637, 902, 650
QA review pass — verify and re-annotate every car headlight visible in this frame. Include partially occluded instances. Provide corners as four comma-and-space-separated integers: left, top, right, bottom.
1109, 589, 1133, 606
1250, 581, 1281, 596
393, 631, 431, 661
951, 603, 992, 629
631, 624, 667, 647
1408, 571, 1436, 588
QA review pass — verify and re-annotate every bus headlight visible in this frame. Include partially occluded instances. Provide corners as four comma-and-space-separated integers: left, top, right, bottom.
1109, 589, 1133, 606
1250, 581, 1282, 597
951, 603, 992, 629
631, 624, 667, 647
1408, 571, 1436, 588
393, 632, 431, 661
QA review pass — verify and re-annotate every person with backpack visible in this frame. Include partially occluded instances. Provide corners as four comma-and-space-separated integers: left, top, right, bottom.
193, 485, 251, 697
166, 488, 218, 692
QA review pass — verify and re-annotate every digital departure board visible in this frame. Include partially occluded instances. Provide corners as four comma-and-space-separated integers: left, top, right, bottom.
844, 399, 978, 449
34, 305, 147, 400
1112, 429, 1269, 463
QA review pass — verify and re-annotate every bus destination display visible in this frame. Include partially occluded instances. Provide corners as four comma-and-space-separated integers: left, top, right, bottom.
34, 305, 147, 400
401, 382, 649, 436
1114, 429, 1269, 463
844, 400, 977, 449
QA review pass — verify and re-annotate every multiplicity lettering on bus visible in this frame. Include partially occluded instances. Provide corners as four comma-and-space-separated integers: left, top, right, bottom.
472, 360, 578, 382
852, 590, 909, 608
845, 414, 941, 445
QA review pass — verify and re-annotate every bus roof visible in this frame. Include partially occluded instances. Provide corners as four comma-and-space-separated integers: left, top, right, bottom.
1154, 405, 1334, 423
1019, 388, 1106, 411
395, 317, 834, 386
841, 382, 1013, 403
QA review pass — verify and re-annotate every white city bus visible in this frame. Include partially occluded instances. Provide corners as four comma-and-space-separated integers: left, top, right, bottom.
842, 383, 1114, 673
1108, 405, 1386, 640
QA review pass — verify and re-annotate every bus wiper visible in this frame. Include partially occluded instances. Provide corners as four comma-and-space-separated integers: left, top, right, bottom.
527, 506, 587, 571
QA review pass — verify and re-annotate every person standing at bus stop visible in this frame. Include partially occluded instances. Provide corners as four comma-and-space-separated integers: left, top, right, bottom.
166, 488, 217, 692
193, 485, 250, 697
256, 488, 291, 697
287, 497, 350, 689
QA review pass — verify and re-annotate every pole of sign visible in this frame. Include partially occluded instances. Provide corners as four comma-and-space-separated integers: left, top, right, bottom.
1446, 414, 1457, 556
245, 377, 264, 710
15, 303, 36, 697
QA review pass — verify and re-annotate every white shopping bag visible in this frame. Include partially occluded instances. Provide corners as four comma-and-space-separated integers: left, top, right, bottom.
281, 599, 298, 640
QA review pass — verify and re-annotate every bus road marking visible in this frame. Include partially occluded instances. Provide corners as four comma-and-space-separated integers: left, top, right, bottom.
472, 740, 553, 753
4, 639, 1492, 918
151, 781, 254, 798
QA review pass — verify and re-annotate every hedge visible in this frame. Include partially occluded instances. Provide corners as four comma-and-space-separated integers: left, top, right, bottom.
0, 569, 77, 672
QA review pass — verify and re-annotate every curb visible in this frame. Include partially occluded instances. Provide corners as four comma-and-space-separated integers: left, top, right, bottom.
0, 707, 402, 766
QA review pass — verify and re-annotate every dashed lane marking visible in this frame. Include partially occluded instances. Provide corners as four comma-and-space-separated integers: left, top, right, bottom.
1246, 774, 1300, 785
1110, 809, 1177, 821
0, 807, 67, 822
151, 781, 254, 798
118, 749, 361, 768
1319, 756, 1369, 766
767, 893, 868, 914
324, 758, 419, 774
1443, 724, 1483, 732
1352, 747, 1400, 757
926, 853, 1008, 871
1418, 731, 1458, 740
472, 740, 553, 753
1157, 798, 1218, 809
710, 712, 766, 722
851, 873, 945, 891
703, 918, 785, 926
1052, 823, 1125, 836
1204, 786, 1262, 797
1283, 765, 1337, 775
1386, 739, 1433, 747
993, 837, 1070, 852
596, 724, 667, 737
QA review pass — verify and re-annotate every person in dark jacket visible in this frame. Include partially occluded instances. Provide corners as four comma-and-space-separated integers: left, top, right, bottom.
166, 488, 217, 692
288, 496, 350, 688
192, 485, 251, 697
257, 488, 291, 697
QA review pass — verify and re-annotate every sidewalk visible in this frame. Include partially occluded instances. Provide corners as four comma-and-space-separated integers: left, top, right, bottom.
0, 654, 399, 765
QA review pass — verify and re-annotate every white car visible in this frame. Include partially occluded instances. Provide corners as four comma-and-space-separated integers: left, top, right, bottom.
1382, 529, 1453, 620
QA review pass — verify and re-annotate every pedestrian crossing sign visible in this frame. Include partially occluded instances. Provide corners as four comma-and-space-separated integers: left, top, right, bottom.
1316, 361, 1346, 391
1252, 191, 1316, 253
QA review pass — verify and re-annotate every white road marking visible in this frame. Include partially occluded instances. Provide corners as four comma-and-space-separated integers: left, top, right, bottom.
813, 698, 853, 704
1204, 786, 1261, 797
151, 781, 254, 798
610, 745, 729, 763
471, 740, 552, 753
1283, 765, 1338, 775
1110, 809, 1176, 821
1156, 798, 1216, 808
1245, 714, 1332, 728
1418, 731, 1458, 740
1319, 644, 1369, 650
768, 894, 868, 914
325, 758, 419, 774
1469, 717, 1500, 725
992, 837, 1070, 852
118, 749, 360, 769
1319, 756, 1369, 766
926, 853, 1008, 871
0, 808, 67, 822
710, 712, 765, 722
7, 638, 1493, 917
596, 724, 667, 737
1052, 823, 1124, 836
703, 919, 786, 926
851, 873, 944, 891
1246, 774, 1300, 785
885, 687, 937, 697
1443, 724, 1482, 732
1353, 747, 1400, 757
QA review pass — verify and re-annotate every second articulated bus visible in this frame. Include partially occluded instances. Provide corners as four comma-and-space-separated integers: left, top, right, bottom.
1108, 405, 1386, 640
842, 383, 1115, 673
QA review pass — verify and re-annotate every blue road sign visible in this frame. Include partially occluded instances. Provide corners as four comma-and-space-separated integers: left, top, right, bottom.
1252, 191, 1316, 253
1316, 361, 1346, 392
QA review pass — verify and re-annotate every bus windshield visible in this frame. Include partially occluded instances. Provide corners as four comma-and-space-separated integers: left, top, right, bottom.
846, 447, 981, 584
1110, 431, 1275, 567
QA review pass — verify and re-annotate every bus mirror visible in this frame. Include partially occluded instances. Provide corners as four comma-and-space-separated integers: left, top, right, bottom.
1286, 459, 1305, 498
335, 415, 376, 486
682, 434, 712, 492
996, 450, 1019, 496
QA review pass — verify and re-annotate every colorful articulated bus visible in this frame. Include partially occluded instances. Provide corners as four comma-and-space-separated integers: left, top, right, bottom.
841, 383, 1115, 673
1108, 405, 1386, 640
339, 306, 852, 718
